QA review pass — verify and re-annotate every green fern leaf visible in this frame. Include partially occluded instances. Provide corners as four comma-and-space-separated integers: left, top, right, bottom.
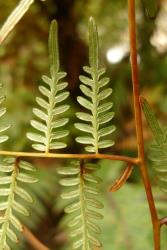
0, 157, 37, 249
0, 85, 10, 144
141, 97, 167, 193
27, 20, 70, 153
58, 160, 103, 249
75, 17, 115, 153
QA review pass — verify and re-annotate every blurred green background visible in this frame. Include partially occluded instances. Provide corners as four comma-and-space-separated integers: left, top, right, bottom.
0, 0, 167, 249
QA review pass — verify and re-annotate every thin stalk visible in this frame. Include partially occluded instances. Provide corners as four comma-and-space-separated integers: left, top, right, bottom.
23, 226, 50, 250
79, 160, 89, 250
0, 150, 139, 164
128, 0, 160, 249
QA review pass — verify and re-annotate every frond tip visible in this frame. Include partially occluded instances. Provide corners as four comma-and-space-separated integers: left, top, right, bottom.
75, 17, 115, 154
27, 20, 70, 153
0, 157, 38, 249
58, 160, 103, 249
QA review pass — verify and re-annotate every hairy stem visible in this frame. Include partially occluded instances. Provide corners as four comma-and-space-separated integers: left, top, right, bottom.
128, 0, 160, 249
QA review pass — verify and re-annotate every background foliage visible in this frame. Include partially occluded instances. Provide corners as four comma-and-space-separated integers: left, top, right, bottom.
0, 0, 167, 249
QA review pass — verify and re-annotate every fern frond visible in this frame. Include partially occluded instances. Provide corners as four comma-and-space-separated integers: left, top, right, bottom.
0, 84, 10, 144
27, 20, 70, 153
0, 157, 38, 249
58, 160, 103, 249
141, 97, 167, 192
75, 17, 115, 154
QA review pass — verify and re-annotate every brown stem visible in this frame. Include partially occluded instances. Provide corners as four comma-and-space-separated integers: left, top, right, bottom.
23, 226, 50, 250
128, 0, 160, 249
0, 150, 139, 164
160, 217, 167, 227
109, 163, 133, 192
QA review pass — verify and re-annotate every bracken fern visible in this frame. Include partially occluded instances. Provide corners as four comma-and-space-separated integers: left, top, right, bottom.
0, 157, 37, 250
58, 160, 103, 250
141, 97, 167, 192
27, 20, 70, 153
75, 17, 116, 154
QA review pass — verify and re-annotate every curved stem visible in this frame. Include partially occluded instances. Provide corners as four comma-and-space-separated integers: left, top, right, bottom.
0, 150, 139, 164
128, 0, 160, 249
23, 226, 50, 250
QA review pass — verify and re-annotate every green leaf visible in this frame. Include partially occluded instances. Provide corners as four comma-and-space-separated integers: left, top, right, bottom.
0, 125, 10, 133
76, 136, 94, 145
0, 164, 14, 172
86, 198, 104, 209
87, 221, 101, 234
76, 112, 92, 122
97, 88, 112, 101
80, 84, 92, 97
98, 77, 110, 88
32, 143, 45, 151
75, 123, 93, 134
55, 91, 69, 103
49, 142, 67, 149
10, 214, 23, 232
0, 136, 9, 143
61, 190, 79, 199
97, 112, 114, 125
98, 140, 115, 148
19, 161, 36, 172
73, 239, 83, 249
33, 108, 48, 121
59, 177, 80, 186
30, 120, 47, 133
50, 130, 69, 140
0, 202, 8, 211
65, 202, 81, 213
98, 125, 116, 138
0, 176, 11, 184
79, 75, 93, 87
89, 17, 98, 68
57, 166, 80, 175
97, 102, 113, 114
36, 97, 49, 109
12, 200, 29, 216
51, 118, 69, 129
27, 133, 46, 143
84, 174, 102, 184
77, 96, 93, 110
17, 173, 38, 183
57, 82, 68, 91
14, 186, 33, 203
42, 75, 52, 86
53, 105, 69, 115
49, 20, 59, 76
0, 188, 10, 196
6, 228, 18, 243
88, 233, 102, 247
39, 85, 51, 98
0, 107, 6, 117
87, 209, 103, 220
140, 97, 163, 145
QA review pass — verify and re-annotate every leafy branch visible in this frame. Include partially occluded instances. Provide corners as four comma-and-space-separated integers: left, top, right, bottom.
58, 161, 103, 249
27, 20, 70, 153
75, 17, 116, 154
0, 157, 37, 249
